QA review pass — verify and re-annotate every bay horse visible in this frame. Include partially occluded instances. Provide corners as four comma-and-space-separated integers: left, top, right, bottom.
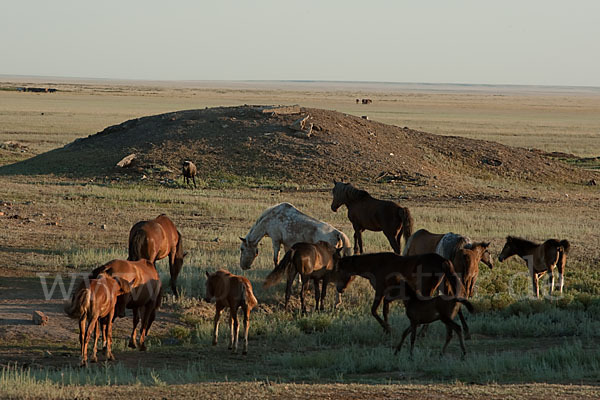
128, 214, 186, 296
333, 251, 463, 333
204, 270, 258, 355
394, 281, 474, 358
330, 181, 413, 255
498, 236, 570, 298
239, 202, 352, 270
64, 274, 131, 366
91, 259, 162, 351
263, 241, 338, 313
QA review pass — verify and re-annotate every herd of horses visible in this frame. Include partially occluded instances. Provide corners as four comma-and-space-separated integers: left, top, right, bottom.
65, 181, 571, 365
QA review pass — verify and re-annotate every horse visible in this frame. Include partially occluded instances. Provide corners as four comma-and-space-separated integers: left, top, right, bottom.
453, 242, 493, 299
128, 214, 186, 296
64, 274, 131, 366
263, 241, 338, 313
333, 251, 463, 333
204, 270, 258, 355
330, 181, 413, 255
91, 259, 162, 351
498, 236, 570, 298
182, 160, 197, 188
239, 202, 352, 270
394, 281, 474, 358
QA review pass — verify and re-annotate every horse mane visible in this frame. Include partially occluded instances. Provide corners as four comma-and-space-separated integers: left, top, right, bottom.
245, 203, 292, 243
334, 183, 371, 203
507, 236, 539, 253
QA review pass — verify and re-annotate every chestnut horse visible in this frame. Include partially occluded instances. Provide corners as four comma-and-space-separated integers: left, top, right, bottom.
204, 270, 258, 355
128, 214, 186, 296
64, 274, 131, 366
331, 181, 413, 255
333, 251, 463, 333
394, 281, 474, 358
263, 241, 338, 313
498, 236, 570, 298
91, 259, 162, 351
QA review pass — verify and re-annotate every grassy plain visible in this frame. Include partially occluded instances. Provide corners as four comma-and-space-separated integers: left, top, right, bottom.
0, 79, 599, 398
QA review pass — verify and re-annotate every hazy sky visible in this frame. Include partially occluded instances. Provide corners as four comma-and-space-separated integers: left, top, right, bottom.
2, 0, 599, 86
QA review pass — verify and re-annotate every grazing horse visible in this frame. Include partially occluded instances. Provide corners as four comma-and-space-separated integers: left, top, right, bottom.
239, 202, 352, 270
264, 241, 338, 313
498, 236, 570, 298
333, 251, 463, 333
91, 259, 162, 351
330, 181, 413, 255
394, 281, 474, 358
128, 214, 186, 296
64, 275, 131, 366
204, 270, 258, 355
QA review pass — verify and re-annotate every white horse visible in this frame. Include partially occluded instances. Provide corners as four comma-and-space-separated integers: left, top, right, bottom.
240, 202, 352, 270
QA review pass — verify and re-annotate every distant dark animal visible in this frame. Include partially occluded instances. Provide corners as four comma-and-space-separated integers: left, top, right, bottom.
128, 214, 186, 296
182, 160, 197, 188
331, 181, 413, 255
404, 229, 492, 338
498, 236, 570, 298
264, 241, 338, 313
356, 98, 360, 104
64, 274, 131, 366
204, 269, 258, 355
394, 281, 474, 358
91, 259, 162, 351
333, 251, 463, 333
361, 98, 372, 104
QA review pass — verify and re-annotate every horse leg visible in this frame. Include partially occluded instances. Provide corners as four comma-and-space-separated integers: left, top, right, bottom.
232, 309, 240, 353
300, 278, 310, 314
409, 323, 418, 358
371, 294, 390, 333
106, 311, 116, 361
531, 271, 540, 299
383, 297, 391, 326
228, 309, 234, 350
242, 304, 250, 355
284, 272, 296, 311
547, 267, 555, 297
442, 316, 466, 357
557, 260, 565, 294
441, 323, 453, 355
458, 309, 471, 340
169, 253, 180, 297
81, 318, 96, 367
212, 305, 223, 346
352, 227, 362, 254
313, 278, 321, 312
394, 326, 412, 355
272, 240, 281, 266
384, 230, 401, 254
192, 175, 196, 188
129, 308, 139, 349
138, 306, 152, 351
320, 277, 329, 311
91, 321, 100, 363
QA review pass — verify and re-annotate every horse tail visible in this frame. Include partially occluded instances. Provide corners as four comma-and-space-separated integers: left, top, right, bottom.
155, 284, 163, 311
457, 298, 475, 313
399, 207, 414, 245
243, 280, 258, 309
402, 232, 415, 256
263, 249, 295, 289
442, 259, 464, 297
64, 282, 91, 319
128, 229, 146, 261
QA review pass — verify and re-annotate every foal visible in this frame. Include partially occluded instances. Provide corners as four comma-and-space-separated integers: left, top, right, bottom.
394, 282, 474, 358
64, 275, 131, 366
263, 241, 338, 313
498, 236, 570, 298
204, 270, 258, 355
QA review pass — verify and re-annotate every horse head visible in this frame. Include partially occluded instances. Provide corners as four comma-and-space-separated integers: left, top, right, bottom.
239, 237, 259, 270
479, 242, 494, 269
330, 180, 345, 212
498, 237, 515, 262
332, 249, 353, 294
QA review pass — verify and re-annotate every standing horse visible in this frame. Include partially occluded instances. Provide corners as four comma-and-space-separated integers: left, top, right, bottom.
263, 241, 338, 313
204, 270, 258, 355
91, 259, 162, 351
498, 236, 570, 298
330, 181, 413, 255
394, 281, 474, 358
128, 214, 186, 296
333, 251, 463, 333
239, 202, 352, 270
403, 229, 492, 338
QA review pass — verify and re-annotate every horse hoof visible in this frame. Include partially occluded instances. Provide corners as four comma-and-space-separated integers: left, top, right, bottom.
139, 345, 147, 352
212, 342, 218, 346
91, 357, 98, 363
128, 341, 137, 349
228, 346, 233, 350
80, 361, 88, 368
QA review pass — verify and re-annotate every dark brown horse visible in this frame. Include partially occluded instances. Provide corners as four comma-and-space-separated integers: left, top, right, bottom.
498, 236, 570, 298
394, 281, 474, 358
91, 259, 162, 351
204, 270, 258, 355
331, 181, 413, 255
64, 274, 131, 366
333, 251, 463, 333
128, 214, 186, 296
263, 241, 338, 313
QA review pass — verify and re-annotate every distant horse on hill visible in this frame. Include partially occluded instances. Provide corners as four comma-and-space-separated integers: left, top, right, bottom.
330, 181, 413, 255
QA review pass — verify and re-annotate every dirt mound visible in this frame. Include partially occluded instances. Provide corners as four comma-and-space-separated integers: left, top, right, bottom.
1, 105, 595, 187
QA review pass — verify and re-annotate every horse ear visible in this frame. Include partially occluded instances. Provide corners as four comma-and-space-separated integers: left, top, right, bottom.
333, 179, 337, 184
205, 271, 210, 278
115, 277, 131, 294
239, 237, 246, 243
483, 242, 490, 248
